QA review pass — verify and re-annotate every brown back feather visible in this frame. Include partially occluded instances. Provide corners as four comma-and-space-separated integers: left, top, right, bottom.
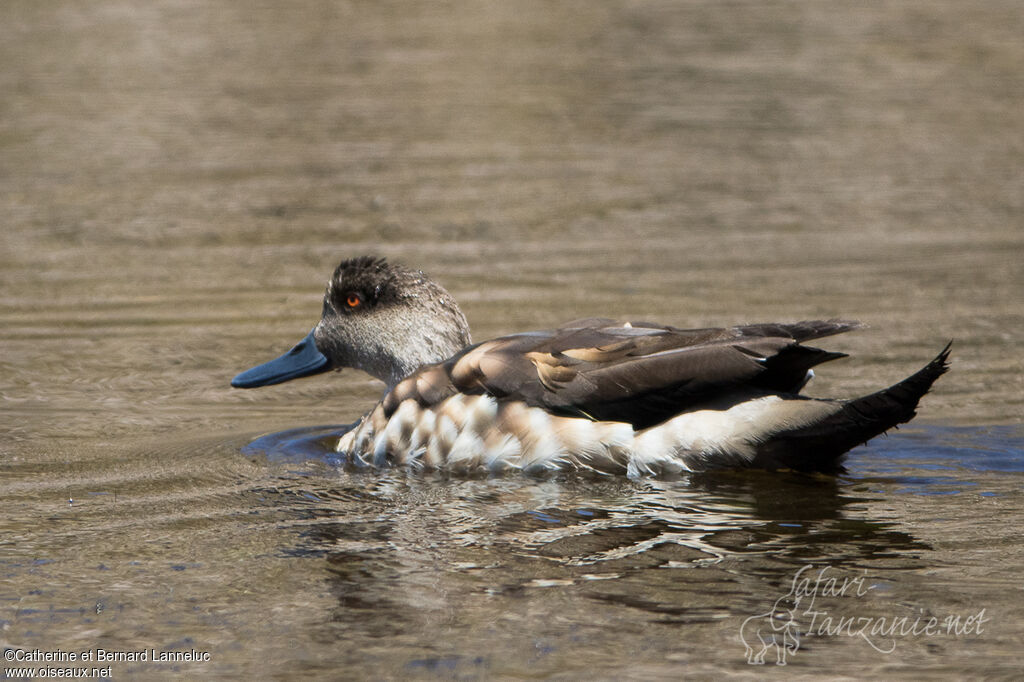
382, 319, 862, 429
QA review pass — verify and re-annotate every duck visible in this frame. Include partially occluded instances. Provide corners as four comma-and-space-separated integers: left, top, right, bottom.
231, 256, 950, 476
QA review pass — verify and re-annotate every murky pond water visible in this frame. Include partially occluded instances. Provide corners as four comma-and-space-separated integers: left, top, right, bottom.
2, 1, 1022, 679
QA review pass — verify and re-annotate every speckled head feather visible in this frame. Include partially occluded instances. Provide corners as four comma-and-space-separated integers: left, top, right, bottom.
313, 257, 471, 387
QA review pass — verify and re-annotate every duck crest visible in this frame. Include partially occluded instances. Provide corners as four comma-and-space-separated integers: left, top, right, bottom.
232, 257, 951, 476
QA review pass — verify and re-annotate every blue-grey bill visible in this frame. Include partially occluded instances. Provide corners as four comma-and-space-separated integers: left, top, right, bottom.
231, 329, 331, 388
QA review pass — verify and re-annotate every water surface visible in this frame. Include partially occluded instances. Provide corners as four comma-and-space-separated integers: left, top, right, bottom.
2, 1, 1022, 679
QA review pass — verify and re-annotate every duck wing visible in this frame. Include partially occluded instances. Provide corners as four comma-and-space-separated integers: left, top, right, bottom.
383, 318, 862, 429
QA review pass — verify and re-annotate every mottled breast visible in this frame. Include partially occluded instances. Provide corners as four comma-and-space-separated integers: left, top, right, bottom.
335, 394, 636, 475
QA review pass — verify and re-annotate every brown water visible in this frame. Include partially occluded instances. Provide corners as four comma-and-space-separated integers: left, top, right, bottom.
2, 1, 1023, 679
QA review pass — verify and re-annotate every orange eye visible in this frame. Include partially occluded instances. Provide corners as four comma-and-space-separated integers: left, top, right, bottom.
345, 293, 362, 308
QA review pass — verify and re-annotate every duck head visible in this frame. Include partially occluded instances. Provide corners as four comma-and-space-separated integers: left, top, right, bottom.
231, 256, 472, 389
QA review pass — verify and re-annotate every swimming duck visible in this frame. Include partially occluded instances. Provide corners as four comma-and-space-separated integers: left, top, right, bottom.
232, 256, 950, 476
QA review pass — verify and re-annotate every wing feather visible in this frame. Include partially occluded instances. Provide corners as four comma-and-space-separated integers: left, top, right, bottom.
381, 318, 861, 429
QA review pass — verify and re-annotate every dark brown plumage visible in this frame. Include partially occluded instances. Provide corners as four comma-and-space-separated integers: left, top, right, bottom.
233, 257, 951, 475
750, 343, 952, 472
384, 318, 862, 429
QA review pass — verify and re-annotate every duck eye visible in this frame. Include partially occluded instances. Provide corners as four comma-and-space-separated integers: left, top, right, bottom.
345, 292, 363, 309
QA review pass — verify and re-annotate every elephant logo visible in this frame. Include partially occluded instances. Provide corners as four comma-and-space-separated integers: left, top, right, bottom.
739, 593, 803, 665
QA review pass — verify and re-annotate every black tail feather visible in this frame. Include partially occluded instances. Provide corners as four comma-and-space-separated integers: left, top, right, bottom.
753, 343, 952, 473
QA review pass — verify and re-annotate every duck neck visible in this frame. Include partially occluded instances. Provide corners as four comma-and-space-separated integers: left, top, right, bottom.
363, 319, 471, 389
